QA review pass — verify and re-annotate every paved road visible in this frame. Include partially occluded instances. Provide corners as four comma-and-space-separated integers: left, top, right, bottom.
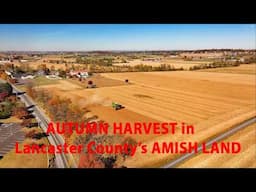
12, 85, 77, 168
162, 117, 256, 168
0, 123, 24, 156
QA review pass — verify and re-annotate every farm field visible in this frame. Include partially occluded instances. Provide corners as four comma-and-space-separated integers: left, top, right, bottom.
1, 24, 256, 169
66, 74, 128, 88
198, 64, 256, 75
113, 58, 211, 69
101, 71, 255, 167
13, 57, 84, 70
178, 123, 256, 168
33, 71, 256, 167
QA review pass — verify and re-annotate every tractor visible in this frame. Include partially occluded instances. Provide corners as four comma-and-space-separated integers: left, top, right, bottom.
86, 80, 96, 88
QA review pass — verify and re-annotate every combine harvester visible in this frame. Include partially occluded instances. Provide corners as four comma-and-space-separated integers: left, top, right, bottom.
112, 102, 124, 111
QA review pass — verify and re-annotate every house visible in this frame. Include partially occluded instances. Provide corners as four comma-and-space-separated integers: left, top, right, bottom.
50, 71, 60, 76
36, 70, 45, 76
0, 60, 11, 64
21, 74, 35, 79
4, 70, 12, 76
69, 70, 89, 78
239, 58, 245, 62
20, 59, 28, 63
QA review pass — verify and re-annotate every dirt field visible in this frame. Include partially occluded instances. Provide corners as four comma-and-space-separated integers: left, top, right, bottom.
34, 71, 256, 167
178, 123, 256, 168
114, 58, 211, 69
199, 64, 256, 75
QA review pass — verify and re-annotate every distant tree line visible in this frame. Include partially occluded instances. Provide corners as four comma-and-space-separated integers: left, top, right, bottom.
189, 62, 240, 71
87, 64, 184, 73
76, 57, 113, 66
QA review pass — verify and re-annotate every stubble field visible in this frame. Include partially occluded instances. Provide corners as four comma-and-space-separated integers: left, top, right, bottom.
177, 123, 256, 168
33, 70, 256, 167
114, 58, 211, 69
198, 64, 256, 75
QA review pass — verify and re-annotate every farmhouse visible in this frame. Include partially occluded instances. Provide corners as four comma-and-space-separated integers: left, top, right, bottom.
21, 74, 35, 79
69, 70, 89, 78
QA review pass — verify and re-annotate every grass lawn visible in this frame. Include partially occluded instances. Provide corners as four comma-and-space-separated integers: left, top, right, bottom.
33, 76, 61, 86
16, 76, 61, 91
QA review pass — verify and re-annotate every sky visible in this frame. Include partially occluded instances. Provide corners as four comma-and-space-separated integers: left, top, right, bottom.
0, 24, 255, 51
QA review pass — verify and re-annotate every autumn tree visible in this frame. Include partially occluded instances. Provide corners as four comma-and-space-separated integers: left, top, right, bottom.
35, 89, 50, 103
23, 63, 32, 73
47, 95, 61, 120
0, 72, 8, 80
26, 82, 36, 99
0, 92, 8, 102
0, 101, 12, 119
78, 153, 104, 168
50, 65, 55, 72
25, 130, 37, 138
12, 106, 28, 119
0, 82, 13, 96
21, 118, 32, 127
6, 95, 17, 104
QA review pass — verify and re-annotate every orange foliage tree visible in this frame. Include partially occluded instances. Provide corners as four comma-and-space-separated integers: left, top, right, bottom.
0, 72, 8, 80
78, 153, 104, 168
12, 107, 28, 119
26, 82, 36, 99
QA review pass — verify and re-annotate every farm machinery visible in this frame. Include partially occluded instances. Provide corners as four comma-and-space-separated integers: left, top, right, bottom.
86, 80, 96, 88
112, 102, 124, 110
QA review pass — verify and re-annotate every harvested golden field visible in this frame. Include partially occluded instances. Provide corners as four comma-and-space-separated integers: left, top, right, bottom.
178, 123, 256, 168
199, 64, 256, 75
36, 74, 128, 92
100, 71, 255, 167
13, 59, 85, 70
35, 71, 256, 167
37, 79, 83, 91
114, 58, 211, 69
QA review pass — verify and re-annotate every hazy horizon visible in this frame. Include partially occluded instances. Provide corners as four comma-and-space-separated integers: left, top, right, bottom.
0, 24, 255, 51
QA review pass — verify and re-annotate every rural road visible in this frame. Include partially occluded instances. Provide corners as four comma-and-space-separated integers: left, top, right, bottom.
12, 85, 77, 168
162, 117, 256, 168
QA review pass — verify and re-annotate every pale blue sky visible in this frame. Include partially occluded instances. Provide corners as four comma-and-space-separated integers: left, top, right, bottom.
0, 24, 255, 51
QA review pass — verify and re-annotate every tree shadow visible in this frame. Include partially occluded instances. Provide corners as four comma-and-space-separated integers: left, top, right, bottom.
26, 105, 35, 110
16, 91, 26, 95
